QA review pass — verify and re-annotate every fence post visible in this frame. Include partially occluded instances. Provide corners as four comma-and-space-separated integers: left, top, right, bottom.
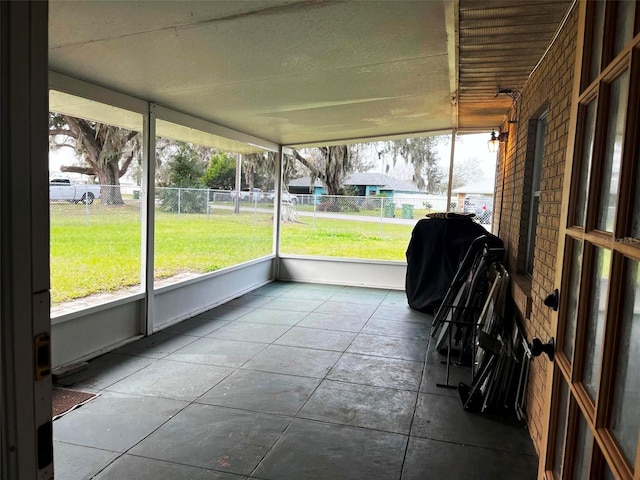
178, 187, 181, 215
313, 195, 317, 229
379, 197, 384, 235
84, 188, 90, 225
206, 188, 210, 218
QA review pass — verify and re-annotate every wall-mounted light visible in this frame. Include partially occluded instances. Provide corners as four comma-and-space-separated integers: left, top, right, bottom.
488, 130, 508, 153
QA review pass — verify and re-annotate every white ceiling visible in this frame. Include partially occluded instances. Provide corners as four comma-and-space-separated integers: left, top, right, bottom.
48, 1, 571, 148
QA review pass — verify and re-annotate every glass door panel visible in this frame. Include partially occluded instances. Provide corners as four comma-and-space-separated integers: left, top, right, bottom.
573, 99, 597, 228
630, 145, 640, 238
581, 247, 610, 400
552, 379, 570, 479
595, 69, 629, 232
613, 1, 635, 58
586, 1, 605, 86
562, 239, 583, 361
609, 258, 640, 465
571, 413, 594, 479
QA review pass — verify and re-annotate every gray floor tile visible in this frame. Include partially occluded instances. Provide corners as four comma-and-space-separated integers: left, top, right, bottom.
261, 297, 324, 312
329, 291, 385, 305
54, 354, 154, 390
341, 286, 390, 296
425, 336, 451, 364
111, 332, 198, 359
254, 418, 407, 480
243, 344, 341, 378
251, 282, 299, 297
420, 361, 472, 397
380, 291, 410, 307
235, 309, 307, 326
207, 322, 291, 343
347, 333, 428, 362
314, 301, 378, 317
401, 436, 537, 480
280, 288, 338, 301
54, 442, 119, 480
197, 370, 320, 416
53, 391, 187, 452
196, 304, 254, 321
327, 353, 423, 391
362, 318, 430, 340
130, 404, 290, 476
163, 316, 232, 337
94, 454, 247, 480
274, 327, 356, 352
164, 338, 266, 367
227, 295, 275, 308
298, 380, 417, 434
106, 359, 232, 401
411, 393, 536, 455
290, 283, 343, 293
297, 313, 369, 332
371, 305, 432, 324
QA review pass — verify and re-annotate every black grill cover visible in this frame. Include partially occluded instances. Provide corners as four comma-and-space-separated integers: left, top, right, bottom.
405, 218, 502, 313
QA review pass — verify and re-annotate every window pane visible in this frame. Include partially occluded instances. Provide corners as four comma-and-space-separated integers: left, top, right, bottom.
526, 114, 547, 276
613, 0, 635, 58
562, 239, 583, 361
596, 70, 629, 232
587, 0, 605, 85
552, 379, 570, 480
609, 258, 640, 466
582, 247, 610, 400
280, 134, 500, 259
49, 92, 143, 314
154, 121, 275, 288
602, 463, 615, 480
571, 413, 594, 479
573, 100, 597, 227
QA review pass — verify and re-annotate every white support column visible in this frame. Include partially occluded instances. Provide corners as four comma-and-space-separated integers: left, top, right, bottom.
446, 128, 457, 212
234, 154, 242, 214
272, 147, 284, 278
0, 2, 52, 479
141, 104, 157, 335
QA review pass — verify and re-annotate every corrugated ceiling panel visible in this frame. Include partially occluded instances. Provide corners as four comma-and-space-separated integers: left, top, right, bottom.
457, 0, 573, 129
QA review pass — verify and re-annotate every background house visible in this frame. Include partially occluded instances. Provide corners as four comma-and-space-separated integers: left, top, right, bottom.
288, 172, 420, 199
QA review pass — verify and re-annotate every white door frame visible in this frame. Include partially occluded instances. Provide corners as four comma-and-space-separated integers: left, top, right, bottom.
0, 2, 52, 479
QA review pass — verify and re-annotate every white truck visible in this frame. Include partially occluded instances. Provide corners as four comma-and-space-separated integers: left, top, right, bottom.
49, 178, 101, 204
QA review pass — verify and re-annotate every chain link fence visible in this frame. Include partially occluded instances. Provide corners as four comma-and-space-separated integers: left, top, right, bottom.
50, 185, 492, 227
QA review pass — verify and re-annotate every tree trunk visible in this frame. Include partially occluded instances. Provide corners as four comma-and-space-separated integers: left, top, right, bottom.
97, 159, 124, 205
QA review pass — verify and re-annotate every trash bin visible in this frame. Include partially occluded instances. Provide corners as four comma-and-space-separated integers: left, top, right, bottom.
402, 204, 414, 219
384, 202, 396, 217
133, 190, 140, 199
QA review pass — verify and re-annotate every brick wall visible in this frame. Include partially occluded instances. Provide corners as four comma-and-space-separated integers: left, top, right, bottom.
493, 5, 578, 457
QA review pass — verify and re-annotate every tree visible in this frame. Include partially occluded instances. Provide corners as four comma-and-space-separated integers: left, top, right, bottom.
49, 113, 141, 205
451, 156, 486, 189
293, 145, 353, 195
202, 152, 236, 190
383, 137, 445, 193
158, 143, 208, 213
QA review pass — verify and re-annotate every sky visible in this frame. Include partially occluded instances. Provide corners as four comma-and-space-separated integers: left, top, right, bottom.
372, 132, 498, 186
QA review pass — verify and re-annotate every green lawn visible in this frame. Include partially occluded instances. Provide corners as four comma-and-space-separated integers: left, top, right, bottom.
50, 202, 413, 305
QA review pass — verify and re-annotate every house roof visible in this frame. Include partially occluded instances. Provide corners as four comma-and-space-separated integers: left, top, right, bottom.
288, 173, 420, 192
344, 172, 419, 192
48, 1, 573, 150
452, 179, 495, 195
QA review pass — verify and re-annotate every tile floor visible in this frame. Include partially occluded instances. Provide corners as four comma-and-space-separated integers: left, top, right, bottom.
53, 282, 538, 480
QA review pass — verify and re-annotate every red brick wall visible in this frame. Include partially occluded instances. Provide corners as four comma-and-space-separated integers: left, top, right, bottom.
493, 5, 578, 457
